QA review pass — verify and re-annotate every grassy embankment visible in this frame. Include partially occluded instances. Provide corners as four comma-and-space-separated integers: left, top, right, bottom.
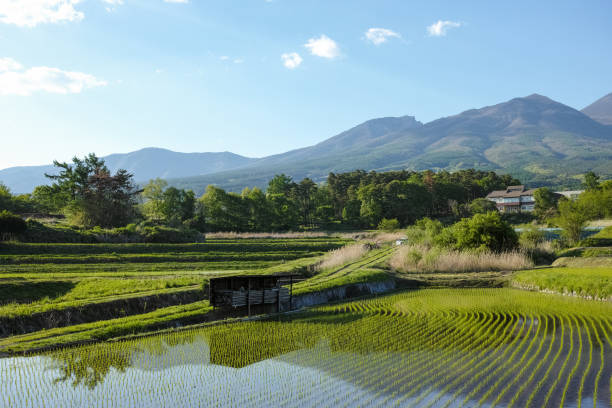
512, 267, 612, 300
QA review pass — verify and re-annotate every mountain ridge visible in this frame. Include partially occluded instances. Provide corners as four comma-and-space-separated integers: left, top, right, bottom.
2, 93, 611, 194
582, 92, 612, 125
0, 148, 255, 194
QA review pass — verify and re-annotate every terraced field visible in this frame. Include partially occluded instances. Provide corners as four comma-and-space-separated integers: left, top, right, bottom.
0, 238, 348, 348
1, 288, 609, 407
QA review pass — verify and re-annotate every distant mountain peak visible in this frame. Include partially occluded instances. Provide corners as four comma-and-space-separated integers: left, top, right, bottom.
524, 93, 552, 101
582, 93, 612, 125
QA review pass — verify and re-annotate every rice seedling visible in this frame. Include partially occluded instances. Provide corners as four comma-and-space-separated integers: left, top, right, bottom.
0, 288, 609, 407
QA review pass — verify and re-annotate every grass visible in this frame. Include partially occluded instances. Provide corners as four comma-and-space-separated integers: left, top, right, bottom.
0, 278, 205, 318
512, 267, 612, 300
389, 244, 534, 274
558, 246, 612, 258
0, 237, 352, 341
293, 246, 394, 295
0, 300, 213, 354
315, 243, 371, 271
552, 256, 612, 268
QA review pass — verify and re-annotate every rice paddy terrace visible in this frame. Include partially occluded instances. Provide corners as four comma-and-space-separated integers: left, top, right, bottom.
1, 288, 610, 407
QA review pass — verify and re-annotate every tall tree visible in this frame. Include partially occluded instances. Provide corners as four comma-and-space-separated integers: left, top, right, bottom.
44, 154, 138, 227
583, 171, 600, 191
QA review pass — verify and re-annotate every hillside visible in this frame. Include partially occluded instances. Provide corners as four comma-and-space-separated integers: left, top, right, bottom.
171, 94, 612, 193
0, 148, 255, 194
582, 92, 612, 125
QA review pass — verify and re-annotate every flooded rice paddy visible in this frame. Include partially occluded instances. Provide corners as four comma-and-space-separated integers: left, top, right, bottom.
1, 289, 611, 407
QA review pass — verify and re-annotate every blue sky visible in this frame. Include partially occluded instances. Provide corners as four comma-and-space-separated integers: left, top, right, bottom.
1, 0, 611, 169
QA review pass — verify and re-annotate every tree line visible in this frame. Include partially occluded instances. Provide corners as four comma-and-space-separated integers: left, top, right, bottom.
0, 154, 523, 233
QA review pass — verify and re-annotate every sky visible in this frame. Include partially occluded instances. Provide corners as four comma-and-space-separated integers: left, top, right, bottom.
1, 0, 611, 169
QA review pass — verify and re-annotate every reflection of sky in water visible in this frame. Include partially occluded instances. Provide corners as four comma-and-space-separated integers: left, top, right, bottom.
0, 321, 607, 408
0, 341, 415, 408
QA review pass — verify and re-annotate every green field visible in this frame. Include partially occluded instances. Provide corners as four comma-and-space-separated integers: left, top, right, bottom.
1, 235, 611, 407
0, 237, 347, 349
1, 288, 610, 407
512, 267, 612, 300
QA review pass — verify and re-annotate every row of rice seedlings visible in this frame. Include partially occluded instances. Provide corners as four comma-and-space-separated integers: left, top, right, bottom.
1, 288, 610, 407
494, 314, 550, 408
404, 311, 506, 407
426, 312, 515, 407
381, 311, 493, 406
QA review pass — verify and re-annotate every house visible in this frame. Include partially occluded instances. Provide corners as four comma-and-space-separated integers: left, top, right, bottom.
486, 185, 536, 213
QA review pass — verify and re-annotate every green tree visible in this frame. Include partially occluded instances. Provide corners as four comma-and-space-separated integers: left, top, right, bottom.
533, 187, 559, 219
468, 198, 497, 214
378, 218, 400, 231
141, 178, 168, 221
200, 185, 248, 231
555, 199, 588, 245
0, 183, 12, 211
160, 187, 195, 224
44, 154, 138, 227
266, 175, 299, 230
583, 171, 600, 191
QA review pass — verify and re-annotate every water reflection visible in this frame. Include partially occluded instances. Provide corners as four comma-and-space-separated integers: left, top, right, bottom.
0, 309, 610, 407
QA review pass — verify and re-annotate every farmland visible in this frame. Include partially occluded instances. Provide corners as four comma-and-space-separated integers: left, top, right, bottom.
0, 289, 610, 407
1, 234, 611, 407
0, 237, 349, 347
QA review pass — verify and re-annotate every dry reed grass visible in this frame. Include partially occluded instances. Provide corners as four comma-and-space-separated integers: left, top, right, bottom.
389, 244, 534, 273
316, 243, 370, 271
205, 231, 332, 239
371, 232, 407, 243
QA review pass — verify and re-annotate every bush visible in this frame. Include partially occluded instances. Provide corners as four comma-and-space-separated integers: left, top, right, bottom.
0, 211, 27, 240
518, 226, 546, 249
377, 218, 400, 232
18, 220, 203, 243
436, 212, 518, 252
404, 218, 443, 246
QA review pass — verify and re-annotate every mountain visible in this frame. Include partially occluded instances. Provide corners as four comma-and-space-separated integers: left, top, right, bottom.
582, 92, 612, 125
0, 148, 255, 194
170, 94, 612, 193
3, 94, 612, 195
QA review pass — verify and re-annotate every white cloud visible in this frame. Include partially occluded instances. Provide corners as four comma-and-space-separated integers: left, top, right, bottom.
164, 0, 188, 3
427, 20, 461, 37
0, 58, 106, 95
365, 28, 401, 45
233, 58, 244, 64
0, 57, 22, 72
0, 0, 84, 27
281, 52, 302, 69
102, 0, 123, 12
304, 35, 340, 59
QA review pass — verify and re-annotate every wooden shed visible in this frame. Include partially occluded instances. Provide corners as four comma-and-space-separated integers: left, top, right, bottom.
209, 274, 299, 315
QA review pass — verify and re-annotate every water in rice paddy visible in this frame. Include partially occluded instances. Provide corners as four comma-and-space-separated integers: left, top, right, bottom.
1, 290, 611, 407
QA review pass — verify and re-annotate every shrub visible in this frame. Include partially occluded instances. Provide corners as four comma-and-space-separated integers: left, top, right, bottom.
0, 211, 27, 240
518, 226, 546, 249
404, 218, 443, 246
436, 212, 518, 252
377, 218, 400, 231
